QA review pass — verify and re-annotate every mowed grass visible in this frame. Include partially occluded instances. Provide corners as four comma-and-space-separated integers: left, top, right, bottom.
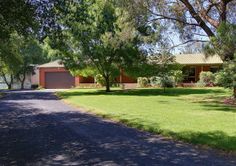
57, 88, 236, 151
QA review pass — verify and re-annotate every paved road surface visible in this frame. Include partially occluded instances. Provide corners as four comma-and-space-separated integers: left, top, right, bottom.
0, 90, 235, 166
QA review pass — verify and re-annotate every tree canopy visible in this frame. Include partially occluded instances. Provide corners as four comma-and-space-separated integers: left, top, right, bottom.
49, 0, 146, 92
122, 0, 236, 51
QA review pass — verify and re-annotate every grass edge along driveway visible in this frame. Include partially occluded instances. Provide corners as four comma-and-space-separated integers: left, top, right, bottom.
0, 93, 4, 98
57, 88, 236, 152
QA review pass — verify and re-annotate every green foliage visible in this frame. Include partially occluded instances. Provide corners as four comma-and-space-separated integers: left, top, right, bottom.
214, 56, 236, 97
195, 81, 207, 88
137, 77, 149, 87
95, 74, 106, 86
204, 23, 236, 61
172, 70, 184, 86
0, 33, 23, 89
205, 23, 236, 97
0, 33, 49, 89
51, 0, 144, 92
149, 76, 175, 88
0, 0, 36, 41
16, 38, 49, 89
197, 72, 215, 87
123, 0, 235, 50
148, 52, 182, 89
160, 77, 175, 88
71, 67, 98, 78
149, 76, 161, 87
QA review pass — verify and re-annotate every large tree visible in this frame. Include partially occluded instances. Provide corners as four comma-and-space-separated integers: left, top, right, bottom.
123, 0, 236, 53
0, 33, 22, 89
50, 0, 145, 92
16, 39, 49, 89
205, 23, 236, 97
0, 0, 64, 64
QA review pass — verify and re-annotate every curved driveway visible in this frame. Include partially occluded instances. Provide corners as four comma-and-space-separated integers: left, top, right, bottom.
0, 90, 235, 166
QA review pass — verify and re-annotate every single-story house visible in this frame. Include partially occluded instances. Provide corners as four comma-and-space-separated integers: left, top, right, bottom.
176, 54, 223, 82
38, 54, 223, 89
38, 60, 136, 89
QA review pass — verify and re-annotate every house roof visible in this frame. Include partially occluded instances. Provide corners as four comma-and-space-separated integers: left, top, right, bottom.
175, 54, 223, 65
38, 60, 64, 68
39, 54, 223, 68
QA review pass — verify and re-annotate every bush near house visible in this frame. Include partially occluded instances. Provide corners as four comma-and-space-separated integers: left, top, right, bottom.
137, 77, 149, 87
95, 74, 106, 86
138, 70, 183, 88
197, 71, 215, 87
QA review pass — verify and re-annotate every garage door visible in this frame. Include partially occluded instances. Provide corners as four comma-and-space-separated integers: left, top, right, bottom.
45, 72, 75, 89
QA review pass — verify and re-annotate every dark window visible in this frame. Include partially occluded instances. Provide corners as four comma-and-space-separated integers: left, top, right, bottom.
183, 66, 196, 82
210, 66, 219, 73
189, 67, 196, 77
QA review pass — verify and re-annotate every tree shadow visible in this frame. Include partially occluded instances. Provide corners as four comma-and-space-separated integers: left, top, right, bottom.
201, 104, 236, 113
0, 96, 236, 165
190, 95, 236, 113
59, 88, 226, 99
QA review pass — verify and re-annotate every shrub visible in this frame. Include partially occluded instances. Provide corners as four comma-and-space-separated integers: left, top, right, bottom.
215, 71, 232, 87
150, 76, 162, 87
196, 80, 207, 87
95, 74, 106, 86
137, 77, 149, 87
161, 77, 175, 88
197, 71, 215, 87
150, 76, 175, 88
172, 70, 184, 86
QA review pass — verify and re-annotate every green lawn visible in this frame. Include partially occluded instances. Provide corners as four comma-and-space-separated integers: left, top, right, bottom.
57, 88, 236, 151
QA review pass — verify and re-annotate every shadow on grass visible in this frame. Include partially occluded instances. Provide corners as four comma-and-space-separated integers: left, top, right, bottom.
58, 88, 226, 99
200, 104, 236, 113
190, 95, 236, 113
92, 113, 236, 152
165, 130, 236, 151
131, 121, 236, 151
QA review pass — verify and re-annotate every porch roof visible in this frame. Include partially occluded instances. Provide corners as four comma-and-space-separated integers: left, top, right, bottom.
175, 54, 223, 65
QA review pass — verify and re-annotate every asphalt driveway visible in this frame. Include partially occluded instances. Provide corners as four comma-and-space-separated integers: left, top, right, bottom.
0, 90, 235, 166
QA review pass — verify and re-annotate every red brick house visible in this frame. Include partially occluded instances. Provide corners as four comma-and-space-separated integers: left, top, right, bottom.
175, 54, 223, 82
38, 54, 223, 89
38, 60, 136, 89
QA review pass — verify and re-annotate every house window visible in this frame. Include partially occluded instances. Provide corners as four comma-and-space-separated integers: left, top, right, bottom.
189, 67, 196, 77
183, 66, 196, 82
210, 66, 220, 73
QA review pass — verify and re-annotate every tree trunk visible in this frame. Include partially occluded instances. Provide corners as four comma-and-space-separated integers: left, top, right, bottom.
20, 81, 24, 90
9, 75, 14, 90
233, 87, 236, 99
20, 75, 26, 90
104, 75, 111, 92
7, 84, 12, 90
180, 0, 215, 37
2, 73, 13, 90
